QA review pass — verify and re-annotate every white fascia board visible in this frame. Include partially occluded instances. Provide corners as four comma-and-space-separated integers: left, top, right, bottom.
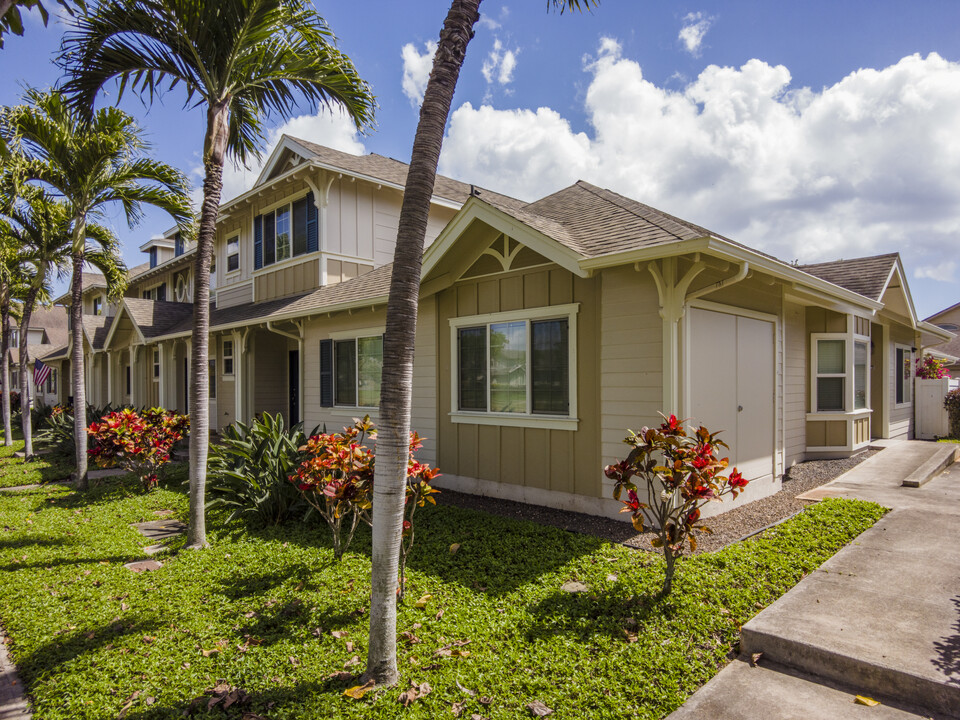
102, 301, 146, 350
423, 197, 587, 280
918, 319, 955, 342
137, 237, 175, 252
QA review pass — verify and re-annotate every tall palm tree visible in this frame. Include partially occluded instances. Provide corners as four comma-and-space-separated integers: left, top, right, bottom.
0, 88, 188, 487
363, 0, 596, 687
59, 0, 375, 549
0, 235, 29, 447
0, 187, 122, 456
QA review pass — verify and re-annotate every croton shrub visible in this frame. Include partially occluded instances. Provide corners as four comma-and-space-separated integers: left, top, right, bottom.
605, 414, 748, 594
87, 407, 189, 490
290, 416, 439, 598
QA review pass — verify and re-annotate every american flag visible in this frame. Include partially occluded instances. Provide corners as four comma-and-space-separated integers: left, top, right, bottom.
33, 359, 51, 388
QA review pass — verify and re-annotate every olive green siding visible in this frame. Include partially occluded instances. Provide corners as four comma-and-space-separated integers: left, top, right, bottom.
436, 264, 601, 499
254, 258, 320, 302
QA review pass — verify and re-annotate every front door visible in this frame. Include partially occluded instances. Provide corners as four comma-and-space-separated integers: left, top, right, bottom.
289, 350, 300, 426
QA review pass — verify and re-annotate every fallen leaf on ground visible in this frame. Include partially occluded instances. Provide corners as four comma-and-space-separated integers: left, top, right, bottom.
449, 543, 461, 554
331, 630, 348, 639
855, 696, 881, 707
289, 656, 299, 667
344, 655, 361, 668
414, 594, 432, 609
401, 631, 421, 645
327, 671, 354, 682
345, 641, 354, 652
201, 648, 220, 658
435, 608, 445, 620
451, 700, 465, 716
343, 680, 375, 700
750, 652, 763, 666
527, 699, 554, 716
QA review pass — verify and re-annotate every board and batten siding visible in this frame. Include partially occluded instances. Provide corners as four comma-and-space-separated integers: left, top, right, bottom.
599, 266, 662, 500
255, 258, 320, 302
435, 265, 602, 506
252, 331, 292, 420
888, 321, 917, 440
217, 282, 253, 309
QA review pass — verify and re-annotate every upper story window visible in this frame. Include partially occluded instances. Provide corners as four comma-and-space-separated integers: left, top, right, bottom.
174, 232, 185, 257
937, 323, 959, 332
895, 345, 913, 406
149, 247, 158, 269
253, 192, 318, 271
153, 348, 160, 380
92, 296, 103, 316
142, 284, 167, 302
449, 304, 579, 429
226, 236, 240, 273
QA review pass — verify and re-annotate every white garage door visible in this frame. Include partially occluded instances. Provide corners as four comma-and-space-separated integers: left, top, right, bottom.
687, 307, 775, 483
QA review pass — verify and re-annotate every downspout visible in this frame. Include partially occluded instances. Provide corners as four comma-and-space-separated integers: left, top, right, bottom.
685, 262, 749, 302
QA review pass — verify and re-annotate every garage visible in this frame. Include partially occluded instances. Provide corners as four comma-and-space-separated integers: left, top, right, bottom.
686, 306, 776, 485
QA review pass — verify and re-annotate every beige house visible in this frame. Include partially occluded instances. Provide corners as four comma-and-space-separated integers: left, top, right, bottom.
7, 305, 68, 408
40, 139, 953, 520
924, 301, 960, 375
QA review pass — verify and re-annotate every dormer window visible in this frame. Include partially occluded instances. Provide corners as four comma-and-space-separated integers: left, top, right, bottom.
149, 247, 158, 269
226, 236, 240, 273
92, 296, 103, 316
174, 232, 185, 257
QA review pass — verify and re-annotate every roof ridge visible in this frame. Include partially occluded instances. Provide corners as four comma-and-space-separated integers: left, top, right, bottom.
571, 181, 699, 243
799, 252, 900, 268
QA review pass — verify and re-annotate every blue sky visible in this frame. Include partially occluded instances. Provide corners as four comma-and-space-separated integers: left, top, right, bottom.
2, 1, 959, 317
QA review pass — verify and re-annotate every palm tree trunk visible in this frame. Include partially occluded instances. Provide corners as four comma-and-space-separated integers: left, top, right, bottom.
70, 250, 89, 489
0, 0, 16, 22
18, 285, 39, 457
364, 0, 481, 688
1, 283, 11, 447
185, 99, 229, 551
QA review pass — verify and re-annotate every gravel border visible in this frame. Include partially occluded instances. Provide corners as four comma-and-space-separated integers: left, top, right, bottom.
436, 449, 880, 554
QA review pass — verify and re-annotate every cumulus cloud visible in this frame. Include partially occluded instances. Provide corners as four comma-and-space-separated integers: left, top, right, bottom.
193, 109, 365, 206
915, 261, 956, 283
439, 39, 960, 283
482, 39, 519, 87
401, 40, 437, 107
678, 12, 714, 57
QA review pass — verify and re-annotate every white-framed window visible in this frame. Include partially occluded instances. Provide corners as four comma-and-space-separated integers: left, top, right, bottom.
450, 304, 579, 430
175, 272, 188, 302
92, 296, 103, 316
222, 340, 234, 376
46, 369, 57, 394
333, 332, 384, 408
226, 235, 240, 273
141, 284, 166, 302
257, 194, 312, 270
153, 348, 160, 381
810, 331, 870, 413
895, 344, 913, 406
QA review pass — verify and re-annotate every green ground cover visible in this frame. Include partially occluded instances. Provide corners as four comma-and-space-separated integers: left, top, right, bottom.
0, 467, 885, 720
0, 432, 75, 489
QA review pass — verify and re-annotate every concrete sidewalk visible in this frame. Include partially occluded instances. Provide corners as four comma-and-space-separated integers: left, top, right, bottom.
668, 441, 960, 719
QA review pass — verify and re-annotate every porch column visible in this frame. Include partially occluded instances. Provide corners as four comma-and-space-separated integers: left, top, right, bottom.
106, 351, 113, 405
184, 338, 191, 415
128, 346, 138, 407
231, 329, 244, 423
157, 342, 166, 409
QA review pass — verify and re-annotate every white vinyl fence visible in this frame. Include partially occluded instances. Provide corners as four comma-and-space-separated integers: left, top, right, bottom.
916, 377, 950, 440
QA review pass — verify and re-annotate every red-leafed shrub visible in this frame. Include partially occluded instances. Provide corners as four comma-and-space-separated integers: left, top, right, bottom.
945, 389, 960, 439
290, 416, 439, 597
604, 413, 748, 594
87, 407, 189, 490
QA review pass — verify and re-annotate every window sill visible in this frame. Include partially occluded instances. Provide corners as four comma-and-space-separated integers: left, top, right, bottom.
805, 409, 872, 421
252, 251, 319, 278
450, 411, 579, 431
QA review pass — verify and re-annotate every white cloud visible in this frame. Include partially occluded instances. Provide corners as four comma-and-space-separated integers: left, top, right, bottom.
678, 12, 714, 57
482, 38, 519, 87
192, 109, 365, 207
401, 40, 437, 107
439, 40, 960, 280
915, 261, 956, 283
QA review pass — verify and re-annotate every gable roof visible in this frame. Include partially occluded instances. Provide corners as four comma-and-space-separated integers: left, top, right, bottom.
925, 300, 960, 323
120, 299, 195, 340
798, 253, 899, 302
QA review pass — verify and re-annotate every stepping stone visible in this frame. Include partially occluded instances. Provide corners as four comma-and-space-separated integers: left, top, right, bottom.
143, 544, 168, 556
124, 560, 162, 573
0, 483, 41, 492
14, 449, 51, 458
561, 581, 589, 593
152, 510, 176, 517
88, 468, 127, 479
131, 520, 187, 541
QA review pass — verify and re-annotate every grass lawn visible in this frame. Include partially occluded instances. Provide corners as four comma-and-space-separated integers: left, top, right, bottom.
0, 431, 75, 489
0, 466, 885, 720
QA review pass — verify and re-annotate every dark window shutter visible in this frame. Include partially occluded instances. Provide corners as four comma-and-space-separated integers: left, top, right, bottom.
319, 339, 333, 407
292, 197, 308, 257
306, 192, 318, 253
253, 215, 263, 270
157, 283, 166, 302
264, 211, 276, 266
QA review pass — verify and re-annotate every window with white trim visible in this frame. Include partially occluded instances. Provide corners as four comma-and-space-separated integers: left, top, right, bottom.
453, 306, 575, 419
222, 340, 234, 376
153, 348, 160, 380
92, 296, 103, 316
46, 369, 57, 394
334, 335, 383, 408
226, 236, 240, 273
853, 340, 868, 410
811, 331, 871, 413
895, 345, 913, 405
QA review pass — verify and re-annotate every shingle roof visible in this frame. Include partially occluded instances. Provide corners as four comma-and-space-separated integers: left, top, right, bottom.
121, 299, 195, 339
286, 137, 524, 209
798, 253, 898, 302
83, 315, 114, 350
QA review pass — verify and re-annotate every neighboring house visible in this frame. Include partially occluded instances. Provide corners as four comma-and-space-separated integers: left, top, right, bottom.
39, 138, 954, 520
7, 304, 68, 407
923, 301, 960, 376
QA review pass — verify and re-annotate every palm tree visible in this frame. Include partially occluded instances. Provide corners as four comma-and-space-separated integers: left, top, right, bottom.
0, 234, 28, 447
363, 0, 596, 687
0, 88, 189, 487
59, 0, 375, 549
0, 187, 123, 456
0, 1, 83, 48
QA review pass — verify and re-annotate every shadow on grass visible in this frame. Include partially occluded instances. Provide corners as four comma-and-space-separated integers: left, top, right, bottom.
521, 586, 669, 643
0, 535, 78, 551
112, 678, 349, 720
